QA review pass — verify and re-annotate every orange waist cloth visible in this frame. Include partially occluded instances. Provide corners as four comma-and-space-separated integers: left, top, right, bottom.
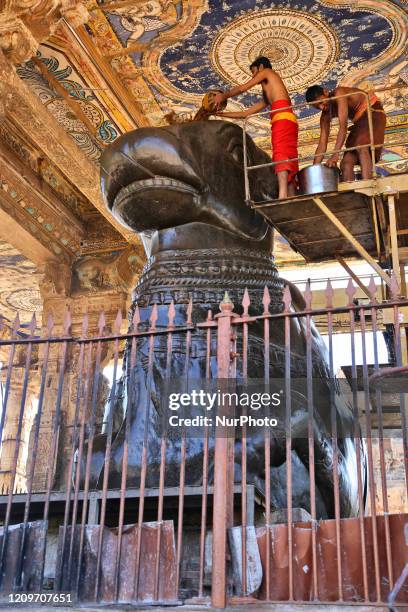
270, 100, 299, 183
353, 93, 384, 123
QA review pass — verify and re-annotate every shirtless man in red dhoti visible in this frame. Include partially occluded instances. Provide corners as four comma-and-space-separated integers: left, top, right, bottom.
213, 56, 299, 200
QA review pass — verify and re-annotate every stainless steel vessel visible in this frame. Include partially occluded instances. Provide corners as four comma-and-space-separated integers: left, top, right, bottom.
298, 164, 339, 195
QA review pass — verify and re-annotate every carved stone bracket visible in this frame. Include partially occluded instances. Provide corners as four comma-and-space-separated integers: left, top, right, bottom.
72, 247, 144, 295
38, 260, 72, 301
37, 247, 143, 335
0, 1, 89, 64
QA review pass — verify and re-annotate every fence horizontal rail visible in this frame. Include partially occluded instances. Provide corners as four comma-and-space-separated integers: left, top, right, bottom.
0, 325, 195, 346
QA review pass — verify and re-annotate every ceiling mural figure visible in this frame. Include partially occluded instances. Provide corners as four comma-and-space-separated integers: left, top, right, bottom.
81, 0, 198, 126
106, 0, 180, 46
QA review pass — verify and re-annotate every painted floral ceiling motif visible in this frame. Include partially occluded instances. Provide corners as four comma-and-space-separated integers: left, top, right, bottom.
17, 46, 120, 161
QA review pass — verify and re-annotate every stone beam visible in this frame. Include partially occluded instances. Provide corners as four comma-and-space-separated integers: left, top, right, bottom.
63, 22, 150, 130
0, 140, 83, 262
0, 136, 86, 232
39, 246, 144, 331
0, 205, 55, 264
0, 49, 140, 247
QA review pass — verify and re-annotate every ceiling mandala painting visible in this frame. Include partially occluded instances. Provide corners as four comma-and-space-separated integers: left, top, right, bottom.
160, 2, 392, 110
81, 0, 407, 169
210, 8, 341, 95
104, 0, 182, 47
0, 241, 42, 324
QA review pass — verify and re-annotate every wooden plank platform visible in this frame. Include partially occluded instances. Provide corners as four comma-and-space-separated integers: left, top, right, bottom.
397, 190, 408, 249
0, 484, 264, 525
253, 191, 377, 262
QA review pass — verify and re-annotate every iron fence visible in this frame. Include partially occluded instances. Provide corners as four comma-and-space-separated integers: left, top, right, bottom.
0, 280, 407, 607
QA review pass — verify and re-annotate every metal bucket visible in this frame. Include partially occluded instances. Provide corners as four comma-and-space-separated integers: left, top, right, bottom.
298, 164, 339, 195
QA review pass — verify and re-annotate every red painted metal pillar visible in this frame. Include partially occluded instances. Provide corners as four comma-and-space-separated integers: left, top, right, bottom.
211, 293, 236, 608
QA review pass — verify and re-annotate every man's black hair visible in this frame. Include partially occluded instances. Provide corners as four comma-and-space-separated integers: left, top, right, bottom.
249, 56, 272, 71
305, 85, 325, 103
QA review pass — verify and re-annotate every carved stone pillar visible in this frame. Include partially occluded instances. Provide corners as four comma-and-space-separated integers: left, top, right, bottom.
0, 369, 38, 494
370, 437, 408, 515
30, 249, 142, 491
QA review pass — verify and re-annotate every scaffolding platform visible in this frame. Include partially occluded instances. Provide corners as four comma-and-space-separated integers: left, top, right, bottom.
253, 189, 380, 262
250, 173, 408, 293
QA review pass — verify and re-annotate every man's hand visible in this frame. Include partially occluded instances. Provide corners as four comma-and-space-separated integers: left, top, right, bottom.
326, 153, 339, 168
213, 92, 226, 109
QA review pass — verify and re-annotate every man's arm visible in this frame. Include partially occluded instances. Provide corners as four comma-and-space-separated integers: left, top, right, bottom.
326, 96, 349, 167
215, 100, 267, 119
213, 70, 270, 106
314, 112, 331, 164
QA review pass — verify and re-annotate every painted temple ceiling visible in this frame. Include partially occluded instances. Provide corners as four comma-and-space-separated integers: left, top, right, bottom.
85, 0, 408, 263
0, 0, 408, 281
11, 0, 408, 161
83, 0, 408, 161
0, 240, 42, 325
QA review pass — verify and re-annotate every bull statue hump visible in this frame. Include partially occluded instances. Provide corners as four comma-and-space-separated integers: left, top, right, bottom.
94, 120, 365, 521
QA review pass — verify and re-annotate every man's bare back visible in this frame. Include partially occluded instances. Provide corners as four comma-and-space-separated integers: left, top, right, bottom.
318, 86, 374, 121
213, 65, 290, 110
305, 82, 386, 180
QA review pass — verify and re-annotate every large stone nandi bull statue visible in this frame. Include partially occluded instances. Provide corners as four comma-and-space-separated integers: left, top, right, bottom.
91, 120, 365, 520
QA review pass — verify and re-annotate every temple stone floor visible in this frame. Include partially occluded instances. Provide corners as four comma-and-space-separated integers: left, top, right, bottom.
0, 605, 398, 611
